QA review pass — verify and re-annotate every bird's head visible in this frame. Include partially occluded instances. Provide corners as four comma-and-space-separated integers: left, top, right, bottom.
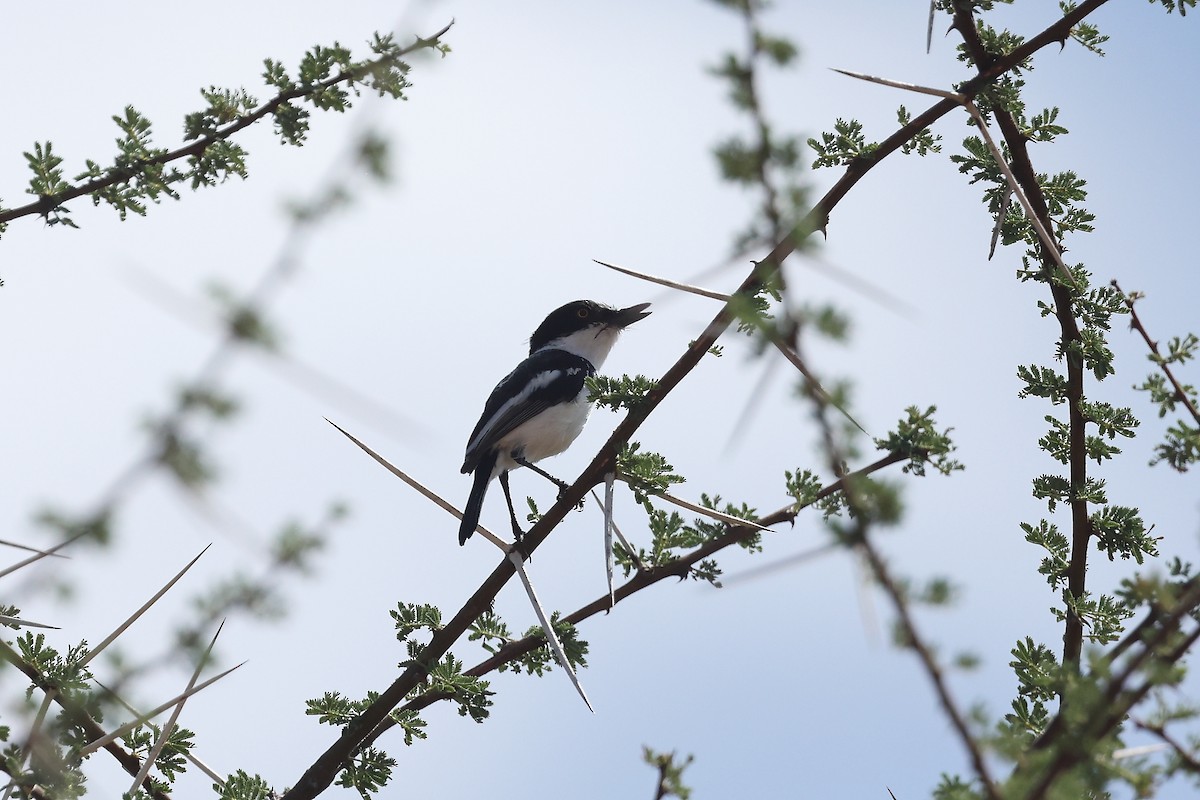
528, 300, 651, 366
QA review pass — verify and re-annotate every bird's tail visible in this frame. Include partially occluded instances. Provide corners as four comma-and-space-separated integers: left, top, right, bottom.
459, 450, 498, 545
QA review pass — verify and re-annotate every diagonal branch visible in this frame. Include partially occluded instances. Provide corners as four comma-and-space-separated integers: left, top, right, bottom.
343, 452, 912, 756
0, 22, 454, 228
1112, 279, 1200, 426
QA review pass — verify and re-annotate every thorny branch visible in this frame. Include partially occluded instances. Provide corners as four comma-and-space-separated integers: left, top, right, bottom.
284, 4, 1117, 798
0, 640, 172, 800
1029, 611, 1200, 796
951, 0, 1095, 674
341, 453, 911, 755
0, 22, 454, 229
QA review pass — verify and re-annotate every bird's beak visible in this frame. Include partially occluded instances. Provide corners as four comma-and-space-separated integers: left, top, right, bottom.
609, 302, 652, 329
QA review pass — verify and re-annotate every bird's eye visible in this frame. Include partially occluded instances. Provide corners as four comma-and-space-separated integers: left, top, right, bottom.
577, 308, 589, 319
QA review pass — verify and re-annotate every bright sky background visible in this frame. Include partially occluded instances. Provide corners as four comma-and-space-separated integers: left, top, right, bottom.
1, 2, 1198, 798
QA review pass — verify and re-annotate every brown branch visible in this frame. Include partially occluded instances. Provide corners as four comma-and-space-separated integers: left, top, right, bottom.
282, 5, 1115, 797
950, 0, 1098, 675
1112, 279, 1200, 426
0, 22, 454, 228
348, 452, 911, 754
0, 640, 172, 800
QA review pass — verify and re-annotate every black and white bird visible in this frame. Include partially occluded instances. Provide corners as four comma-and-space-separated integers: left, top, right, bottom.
458, 300, 651, 545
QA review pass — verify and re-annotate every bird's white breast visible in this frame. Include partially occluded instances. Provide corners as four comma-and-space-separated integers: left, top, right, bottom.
493, 390, 592, 474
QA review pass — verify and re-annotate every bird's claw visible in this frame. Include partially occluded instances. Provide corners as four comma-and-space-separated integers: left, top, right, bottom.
553, 484, 584, 512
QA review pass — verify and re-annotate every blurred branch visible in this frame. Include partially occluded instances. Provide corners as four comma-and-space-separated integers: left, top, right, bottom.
0, 22, 453, 230
0, 639, 172, 800
1133, 717, 1200, 774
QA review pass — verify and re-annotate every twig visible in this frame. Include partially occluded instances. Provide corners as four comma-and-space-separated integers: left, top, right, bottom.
1112, 280, 1200, 426
856, 527, 999, 798
1133, 718, 1200, 773
0, 638, 181, 800
348, 452, 911, 756
1028, 575, 1200, 794
949, 0, 1099, 674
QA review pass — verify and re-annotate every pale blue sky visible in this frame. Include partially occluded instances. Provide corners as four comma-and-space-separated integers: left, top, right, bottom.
1, 2, 1197, 798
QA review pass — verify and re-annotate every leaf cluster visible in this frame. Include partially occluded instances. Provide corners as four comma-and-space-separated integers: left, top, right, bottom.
587, 374, 658, 412
873, 406, 963, 477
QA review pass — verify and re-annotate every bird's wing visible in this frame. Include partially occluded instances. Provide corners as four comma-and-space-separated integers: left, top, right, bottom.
462, 349, 594, 474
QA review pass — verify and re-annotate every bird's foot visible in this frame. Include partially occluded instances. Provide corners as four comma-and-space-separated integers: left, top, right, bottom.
508, 521, 532, 561
553, 481, 584, 511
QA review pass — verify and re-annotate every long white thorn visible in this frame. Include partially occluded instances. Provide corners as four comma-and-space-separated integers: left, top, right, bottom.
77, 661, 245, 757
508, 551, 593, 712
603, 472, 616, 610
2, 692, 55, 800
588, 489, 642, 569
0, 616, 58, 630
0, 529, 91, 580
82, 544, 211, 666
594, 259, 732, 301
129, 620, 226, 795
633, 485, 774, 533
95, 679, 226, 785
325, 418, 509, 550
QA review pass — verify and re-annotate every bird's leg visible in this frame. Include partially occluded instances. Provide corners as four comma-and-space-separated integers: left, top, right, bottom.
514, 456, 573, 501
499, 470, 525, 544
